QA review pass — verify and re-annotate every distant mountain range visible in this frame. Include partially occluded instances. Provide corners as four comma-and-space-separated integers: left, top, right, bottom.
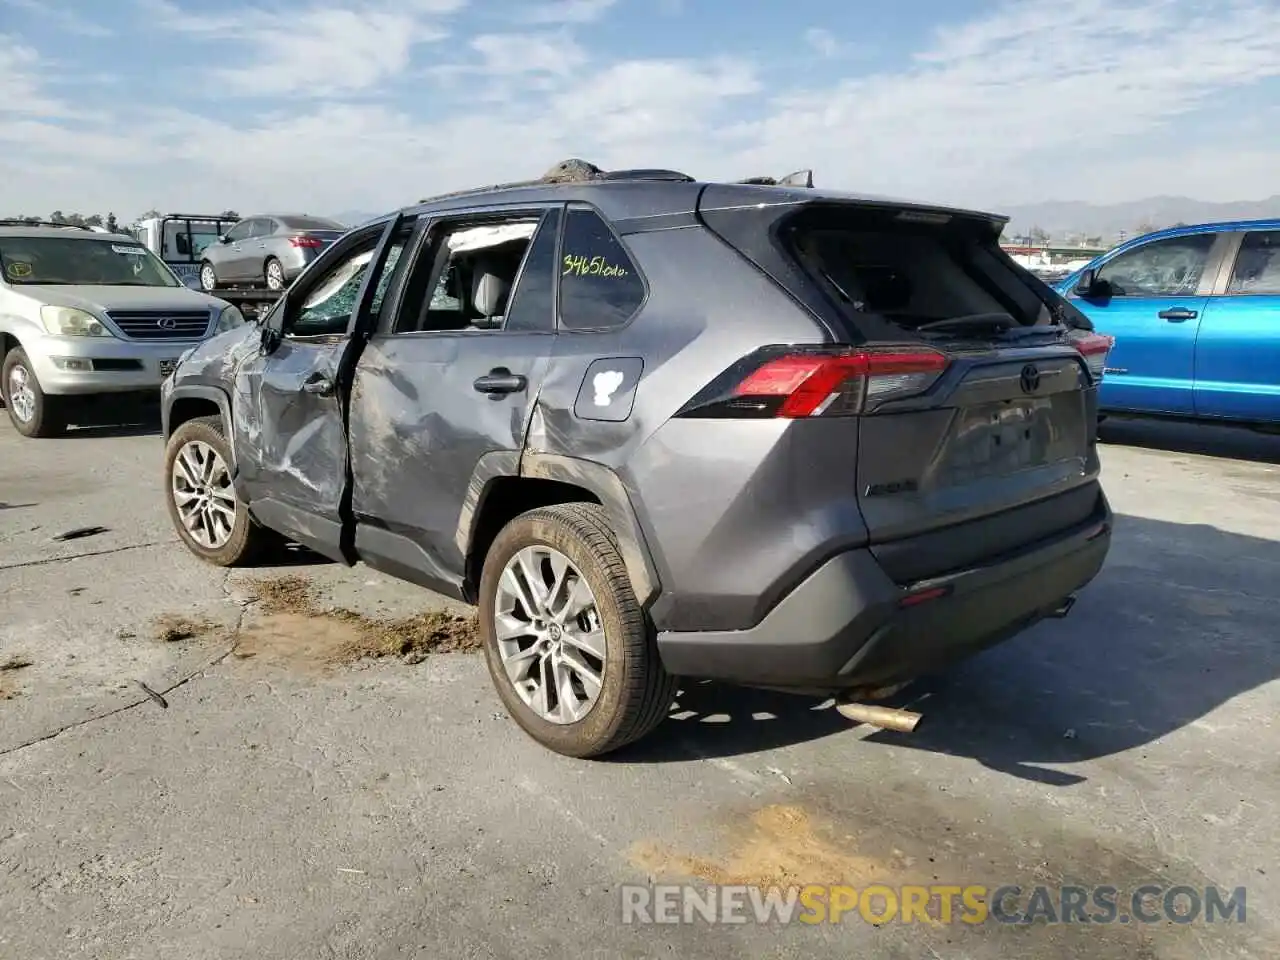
999, 195, 1280, 241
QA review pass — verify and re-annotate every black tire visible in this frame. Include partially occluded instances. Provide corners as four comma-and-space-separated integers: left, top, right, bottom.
199, 261, 219, 292
264, 257, 286, 291
478, 502, 677, 759
163, 415, 273, 566
2, 346, 65, 438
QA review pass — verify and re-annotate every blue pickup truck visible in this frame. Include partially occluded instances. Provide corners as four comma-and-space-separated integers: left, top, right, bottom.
1055, 220, 1280, 431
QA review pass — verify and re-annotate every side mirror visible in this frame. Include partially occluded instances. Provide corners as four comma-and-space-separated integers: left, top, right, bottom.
218, 235, 230, 244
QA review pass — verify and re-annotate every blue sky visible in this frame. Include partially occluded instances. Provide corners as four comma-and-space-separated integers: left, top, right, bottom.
4, 0, 1280, 221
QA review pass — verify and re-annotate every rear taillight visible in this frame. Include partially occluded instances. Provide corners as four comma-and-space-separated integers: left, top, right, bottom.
676, 346, 949, 419
289, 236, 324, 248
1070, 332, 1113, 382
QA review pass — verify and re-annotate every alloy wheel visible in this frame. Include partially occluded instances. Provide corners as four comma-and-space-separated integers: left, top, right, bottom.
6, 363, 36, 424
200, 264, 217, 290
170, 439, 237, 549
266, 261, 285, 290
494, 545, 606, 724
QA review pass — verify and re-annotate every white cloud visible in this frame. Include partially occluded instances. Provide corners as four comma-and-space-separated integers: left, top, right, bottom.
1, 0, 113, 37
6, 0, 1280, 217
469, 31, 588, 77
804, 27, 840, 59
140, 0, 466, 97
517, 0, 618, 24
0, 38, 81, 118
735, 0, 1280, 205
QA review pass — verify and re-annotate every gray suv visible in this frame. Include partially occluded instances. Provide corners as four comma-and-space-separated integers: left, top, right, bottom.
198, 214, 346, 292
160, 161, 1115, 758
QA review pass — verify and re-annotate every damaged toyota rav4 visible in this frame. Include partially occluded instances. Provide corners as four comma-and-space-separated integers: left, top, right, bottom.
160, 161, 1114, 758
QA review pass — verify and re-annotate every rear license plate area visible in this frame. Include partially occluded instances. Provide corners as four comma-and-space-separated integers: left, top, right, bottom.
943, 397, 1082, 483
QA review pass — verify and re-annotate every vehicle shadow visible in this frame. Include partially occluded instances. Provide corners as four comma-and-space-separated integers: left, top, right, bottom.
619, 513, 1280, 785
62, 402, 163, 438
246, 541, 335, 568
1100, 415, 1280, 464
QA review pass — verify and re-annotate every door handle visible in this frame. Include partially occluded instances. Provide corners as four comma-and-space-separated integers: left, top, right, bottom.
302, 373, 334, 396
1158, 308, 1198, 322
473, 368, 527, 396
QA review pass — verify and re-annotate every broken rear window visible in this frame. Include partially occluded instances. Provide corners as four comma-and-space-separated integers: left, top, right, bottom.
781, 205, 1051, 334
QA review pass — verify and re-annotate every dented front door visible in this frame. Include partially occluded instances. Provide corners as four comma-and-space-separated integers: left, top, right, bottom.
232, 216, 408, 560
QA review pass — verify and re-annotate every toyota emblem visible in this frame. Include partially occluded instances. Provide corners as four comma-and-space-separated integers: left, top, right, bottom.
156, 317, 177, 330
1020, 364, 1041, 394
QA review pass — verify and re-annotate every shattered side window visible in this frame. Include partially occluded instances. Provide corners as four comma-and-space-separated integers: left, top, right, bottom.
291, 250, 373, 336
1095, 233, 1216, 298
1227, 231, 1280, 295
288, 232, 409, 338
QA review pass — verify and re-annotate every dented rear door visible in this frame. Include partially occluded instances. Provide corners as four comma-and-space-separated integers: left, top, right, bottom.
345, 206, 561, 596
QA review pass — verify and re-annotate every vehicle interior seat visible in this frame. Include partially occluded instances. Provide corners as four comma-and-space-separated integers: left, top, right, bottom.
469, 255, 513, 329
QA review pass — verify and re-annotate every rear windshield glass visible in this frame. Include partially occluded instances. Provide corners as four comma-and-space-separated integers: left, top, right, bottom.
782, 206, 1051, 332
279, 216, 345, 231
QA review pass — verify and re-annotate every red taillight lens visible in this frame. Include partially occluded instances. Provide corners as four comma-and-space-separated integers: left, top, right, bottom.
678, 346, 949, 419
1070, 332, 1113, 381
289, 236, 323, 248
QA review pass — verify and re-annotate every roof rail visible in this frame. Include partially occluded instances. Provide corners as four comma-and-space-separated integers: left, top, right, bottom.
152, 213, 241, 221
601, 168, 694, 182
412, 160, 813, 206
415, 158, 702, 204
0, 218, 96, 231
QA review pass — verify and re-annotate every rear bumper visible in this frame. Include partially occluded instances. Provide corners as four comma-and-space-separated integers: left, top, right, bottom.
655, 492, 1112, 689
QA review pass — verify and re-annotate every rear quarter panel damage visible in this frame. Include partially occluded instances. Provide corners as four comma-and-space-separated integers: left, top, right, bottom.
520, 224, 840, 630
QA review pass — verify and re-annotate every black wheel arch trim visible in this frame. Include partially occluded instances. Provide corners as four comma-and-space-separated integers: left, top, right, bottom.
455, 450, 662, 607
163, 384, 233, 440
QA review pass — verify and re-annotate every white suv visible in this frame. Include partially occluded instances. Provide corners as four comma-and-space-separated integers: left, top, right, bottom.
0, 222, 245, 437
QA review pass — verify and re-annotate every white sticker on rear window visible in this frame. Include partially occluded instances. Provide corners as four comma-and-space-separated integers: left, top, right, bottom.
112, 245, 146, 255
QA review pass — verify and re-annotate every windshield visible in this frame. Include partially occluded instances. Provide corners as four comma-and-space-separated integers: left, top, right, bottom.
0, 236, 180, 287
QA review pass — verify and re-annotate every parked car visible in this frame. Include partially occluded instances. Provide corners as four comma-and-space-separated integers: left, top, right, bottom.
198, 214, 347, 293
1054, 219, 1280, 430
160, 162, 1114, 758
0, 221, 245, 438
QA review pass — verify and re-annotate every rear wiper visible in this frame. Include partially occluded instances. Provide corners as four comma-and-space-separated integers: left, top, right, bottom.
916, 313, 1016, 334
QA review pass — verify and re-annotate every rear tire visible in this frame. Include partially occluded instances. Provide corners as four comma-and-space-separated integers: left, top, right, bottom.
264, 257, 286, 291
478, 502, 677, 758
2, 347, 65, 438
164, 415, 273, 566
199, 261, 219, 292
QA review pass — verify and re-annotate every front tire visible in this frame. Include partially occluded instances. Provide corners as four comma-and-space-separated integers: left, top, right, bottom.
2, 347, 65, 438
479, 503, 677, 758
164, 415, 271, 566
